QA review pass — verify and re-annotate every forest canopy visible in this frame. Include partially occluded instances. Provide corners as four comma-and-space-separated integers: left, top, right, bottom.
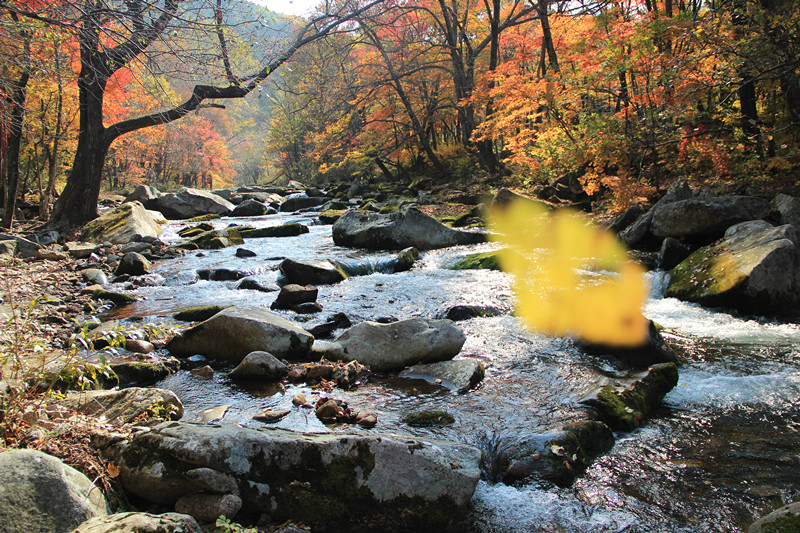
1, 0, 798, 227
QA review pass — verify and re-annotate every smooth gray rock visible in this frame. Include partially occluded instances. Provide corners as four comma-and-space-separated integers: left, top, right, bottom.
332, 208, 486, 250
651, 195, 772, 241
65, 242, 101, 259
232, 276, 277, 292
166, 306, 314, 362
81, 268, 109, 286
124, 185, 162, 208
271, 284, 318, 310
318, 318, 466, 372
620, 178, 693, 247
0, 449, 109, 533
80, 201, 162, 245
109, 421, 482, 532
399, 359, 485, 393
71, 512, 201, 533
61, 387, 183, 425
279, 195, 329, 212
228, 351, 289, 380
279, 258, 347, 285
772, 193, 800, 231
114, 252, 151, 276
230, 199, 267, 217
155, 188, 235, 219
0, 239, 17, 257
666, 223, 800, 312
0, 233, 41, 258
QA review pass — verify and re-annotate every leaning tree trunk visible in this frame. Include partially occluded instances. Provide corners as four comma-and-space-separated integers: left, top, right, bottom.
49, 70, 110, 228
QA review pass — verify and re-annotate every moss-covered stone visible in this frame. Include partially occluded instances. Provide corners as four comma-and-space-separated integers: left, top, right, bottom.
450, 250, 502, 271
176, 242, 199, 251
319, 209, 346, 224
239, 223, 310, 238
586, 363, 679, 431
379, 204, 400, 214
177, 223, 214, 237
91, 289, 136, 306
172, 305, 230, 322
187, 228, 243, 249
49, 362, 119, 391
185, 213, 221, 222
111, 361, 177, 387
762, 515, 800, 533
404, 410, 456, 427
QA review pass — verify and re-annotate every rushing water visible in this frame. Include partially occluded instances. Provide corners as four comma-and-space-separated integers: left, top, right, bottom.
108, 212, 800, 532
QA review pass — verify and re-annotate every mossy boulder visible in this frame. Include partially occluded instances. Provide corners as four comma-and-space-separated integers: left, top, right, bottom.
108, 422, 482, 532
665, 223, 800, 313
319, 209, 347, 224
580, 362, 679, 431
186, 213, 221, 222
749, 502, 800, 533
80, 201, 162, 245
183, 228, 243, 250
172, 305, 230, 322
279, 258, 348, 285
239, 223, 310, 238
450, 250, 502, 270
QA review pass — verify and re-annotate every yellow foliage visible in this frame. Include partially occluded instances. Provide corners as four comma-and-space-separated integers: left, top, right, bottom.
489, 199, 649, 347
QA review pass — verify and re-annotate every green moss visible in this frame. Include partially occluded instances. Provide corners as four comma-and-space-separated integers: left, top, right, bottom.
665, 244, 746, 304
111, 361, 174, 386
177, 242, 199, 250
450, 251, 502, 271
763, 515, 800, 533
239, 223, 309, 238
172, 305, 230, 322
379, 204, 399, 214
319, 209, 346, 224
92, 289, 136, 305
545, 420, 615, 486
81, 203, 134, 241
404, 410, 456, 427
188, 228, 244, 249
176, 227, 205, 238
593, 363, 679, 431
186, 213, 221, 222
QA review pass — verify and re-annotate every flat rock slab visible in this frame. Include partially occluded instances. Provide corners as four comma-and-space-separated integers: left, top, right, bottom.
71, 512, 201, 533
332, 207, 486, 250
62, 388, 183, 425
318, 318, 466, 372
399, 359, 485, 392
111, 421, 482, 532
166, 306, 314, 362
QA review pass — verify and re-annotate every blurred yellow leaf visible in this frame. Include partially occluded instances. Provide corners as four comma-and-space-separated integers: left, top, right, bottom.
106, 463, 120, 478
489, 199, 648, 347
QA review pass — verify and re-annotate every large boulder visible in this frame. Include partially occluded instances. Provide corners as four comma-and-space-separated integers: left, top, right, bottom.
228, 351, 289, 380
665, 222, 800, 312
650, 195, 772, 241
279, 258, 347, 285
0, 449, 109, 533
619, 178, 693, 248
332, 208, 486, 250
772, 193, 800, 230
154, 188, 235, 219
124, 185, 162, 209
318, 318, 466, 372
71, 512, 201, 533
230, 199, 267, 217
80, 201, 162, 245
185, 227, 244, 250
279, 194, 329, 212
108, 421, 481, 532
166, 306, 314, 362
114, 252, 151, 276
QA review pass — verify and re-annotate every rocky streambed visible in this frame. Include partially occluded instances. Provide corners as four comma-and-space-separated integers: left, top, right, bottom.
2, 183, 800, 533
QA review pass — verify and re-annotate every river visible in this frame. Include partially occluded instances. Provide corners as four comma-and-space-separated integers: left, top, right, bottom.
108, 211, 800, 532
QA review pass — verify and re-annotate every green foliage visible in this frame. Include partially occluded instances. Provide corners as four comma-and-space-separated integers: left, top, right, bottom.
214, 516, 258, 533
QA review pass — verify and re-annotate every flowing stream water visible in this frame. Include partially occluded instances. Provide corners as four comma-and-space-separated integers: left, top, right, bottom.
108, 212, 800, 532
